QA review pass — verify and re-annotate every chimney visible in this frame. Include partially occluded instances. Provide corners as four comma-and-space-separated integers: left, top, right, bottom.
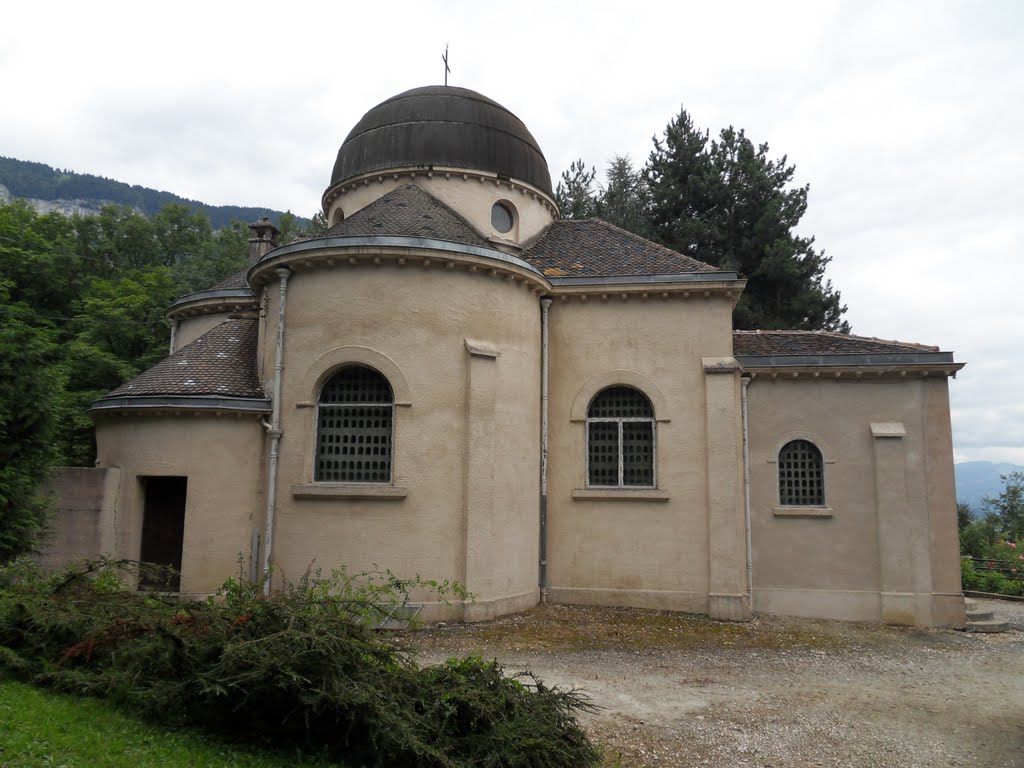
248, 217, 280, 266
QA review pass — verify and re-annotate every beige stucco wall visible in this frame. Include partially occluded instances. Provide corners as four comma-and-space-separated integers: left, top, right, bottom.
746, 376, 964, 627
94, 414, 266, 596
175, 313, 232, 351
264, 259, 542, 620
544, 295, 748, 618
326, 172, 556, 248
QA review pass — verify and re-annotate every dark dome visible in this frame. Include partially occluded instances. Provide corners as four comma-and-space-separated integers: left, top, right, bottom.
330, 86, 553, 197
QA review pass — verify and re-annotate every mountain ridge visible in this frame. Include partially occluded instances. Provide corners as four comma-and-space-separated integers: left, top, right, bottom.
955, 460, 1024, 513
0, 156, 310, 230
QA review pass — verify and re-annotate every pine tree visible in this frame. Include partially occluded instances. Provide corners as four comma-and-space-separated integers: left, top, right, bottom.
646, 109, 848, 331
595, 155, 652, 238
555, 159, 597, 220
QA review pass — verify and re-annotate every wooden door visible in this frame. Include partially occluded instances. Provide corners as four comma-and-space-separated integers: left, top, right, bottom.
139, 476, 187, 591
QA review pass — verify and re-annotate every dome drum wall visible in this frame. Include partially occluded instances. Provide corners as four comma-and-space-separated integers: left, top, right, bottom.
325, 172, 556, 248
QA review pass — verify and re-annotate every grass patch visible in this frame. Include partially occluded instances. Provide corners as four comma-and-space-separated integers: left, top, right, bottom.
0, 677, 340, 767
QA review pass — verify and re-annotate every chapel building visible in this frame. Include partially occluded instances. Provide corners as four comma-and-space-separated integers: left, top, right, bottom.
88, 86, 966, 627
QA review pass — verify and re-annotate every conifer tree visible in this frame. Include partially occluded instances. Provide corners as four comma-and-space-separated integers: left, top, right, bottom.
555, 159, 597, 220
595, 155, 652, 238
646, 109, 849, 331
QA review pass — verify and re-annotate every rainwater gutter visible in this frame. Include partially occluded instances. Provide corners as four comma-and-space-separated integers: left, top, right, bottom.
261, 267, 291, 594
741, 376, 753, 609
539, 297, 552, 602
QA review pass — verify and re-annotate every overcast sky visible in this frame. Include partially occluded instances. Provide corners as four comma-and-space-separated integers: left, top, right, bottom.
2, 0, 1022, 465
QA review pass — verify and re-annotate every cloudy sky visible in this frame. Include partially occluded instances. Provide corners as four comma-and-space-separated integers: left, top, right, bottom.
3, 0, 1022, 465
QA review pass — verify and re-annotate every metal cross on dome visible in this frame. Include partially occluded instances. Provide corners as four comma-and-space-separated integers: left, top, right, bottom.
442, 44, 450, 86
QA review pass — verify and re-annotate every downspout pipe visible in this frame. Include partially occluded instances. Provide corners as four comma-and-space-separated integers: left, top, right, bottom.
741, 376, 753, 610
261, 267, 291, 594
168, 319, 179, 355
539, 297, 552, 601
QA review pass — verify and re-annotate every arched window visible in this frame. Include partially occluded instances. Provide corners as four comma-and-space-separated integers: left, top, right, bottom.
315, 366, 394, 483
586, 386, 655, 487
778, 440, 824, 506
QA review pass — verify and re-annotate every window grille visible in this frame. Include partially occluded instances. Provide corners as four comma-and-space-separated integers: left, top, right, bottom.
586, 386, 655, 487
316, 366, 394, 483
778, 439, 824, 505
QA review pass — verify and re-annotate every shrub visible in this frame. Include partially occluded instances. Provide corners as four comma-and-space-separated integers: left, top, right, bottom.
961, 557, 981, 591
0, 559, 599, 768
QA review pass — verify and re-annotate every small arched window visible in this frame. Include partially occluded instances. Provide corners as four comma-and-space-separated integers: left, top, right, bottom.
778, 439, 824, 506
586, 386, 655, 487
315, 366, 394, 483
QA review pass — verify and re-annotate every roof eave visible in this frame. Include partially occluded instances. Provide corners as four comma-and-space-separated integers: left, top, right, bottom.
90, 395, 271, 416
166, 288, 257, 320
737, 355, 965, 379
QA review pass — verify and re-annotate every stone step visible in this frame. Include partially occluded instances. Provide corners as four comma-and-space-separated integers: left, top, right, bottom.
966, 608, 994, 622
964, 598, 979, 610
968, 617, 1011, 633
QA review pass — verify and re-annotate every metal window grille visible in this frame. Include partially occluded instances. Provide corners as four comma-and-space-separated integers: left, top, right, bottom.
586, 386, 655, 487
778, 439, 824, 505
316, 366, 394, 483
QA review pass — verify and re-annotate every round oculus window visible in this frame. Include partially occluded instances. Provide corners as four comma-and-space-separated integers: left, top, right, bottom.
491, 202, 514, 234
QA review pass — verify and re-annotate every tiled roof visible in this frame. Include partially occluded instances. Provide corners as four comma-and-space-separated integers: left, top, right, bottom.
324, 185, 489, 247
523, 219, 720, 278
104, 319, 265, 399
208, 269, 251, 290
733, 330, 940, 356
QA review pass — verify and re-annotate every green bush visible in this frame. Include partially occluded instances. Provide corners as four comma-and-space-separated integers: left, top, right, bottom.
961, 555, 1024, 596
0, 559, 599, 768
961, 557, 981, 591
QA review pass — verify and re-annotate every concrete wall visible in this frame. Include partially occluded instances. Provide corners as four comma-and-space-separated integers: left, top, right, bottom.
94, 414, 266, 596
544, 294, 749, 619
265, 261, 542, 620
36, 467, 120, 570
746, 376, 964, 627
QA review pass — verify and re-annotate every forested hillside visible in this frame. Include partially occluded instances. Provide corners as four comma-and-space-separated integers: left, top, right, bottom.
0, 199, 328, 557
0, 157, 310, 230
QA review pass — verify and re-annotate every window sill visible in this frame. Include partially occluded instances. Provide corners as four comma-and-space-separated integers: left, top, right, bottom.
772, 505, 833, 518
572, 488, 670, 502
291, 484, 408, 500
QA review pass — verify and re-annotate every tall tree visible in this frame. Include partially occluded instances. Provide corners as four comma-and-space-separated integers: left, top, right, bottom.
555, 159, 597, 220
981, 472, 1024, 542
595, 155, 652, 238
0, 277, 65, 560
646, 109, 848, 331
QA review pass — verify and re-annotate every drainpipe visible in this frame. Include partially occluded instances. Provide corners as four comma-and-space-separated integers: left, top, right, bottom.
261, 267, 291, 594
539, 297, 552, 601
168, 319, 179, 355
741, 376, 753, 609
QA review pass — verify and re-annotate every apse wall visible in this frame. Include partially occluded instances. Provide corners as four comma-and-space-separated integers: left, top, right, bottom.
263, 257, 543, 620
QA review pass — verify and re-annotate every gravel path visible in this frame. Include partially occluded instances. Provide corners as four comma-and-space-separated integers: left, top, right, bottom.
412, 604, 1024, 767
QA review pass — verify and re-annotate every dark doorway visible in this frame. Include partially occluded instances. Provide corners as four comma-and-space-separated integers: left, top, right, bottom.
139, 476, 187, 591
